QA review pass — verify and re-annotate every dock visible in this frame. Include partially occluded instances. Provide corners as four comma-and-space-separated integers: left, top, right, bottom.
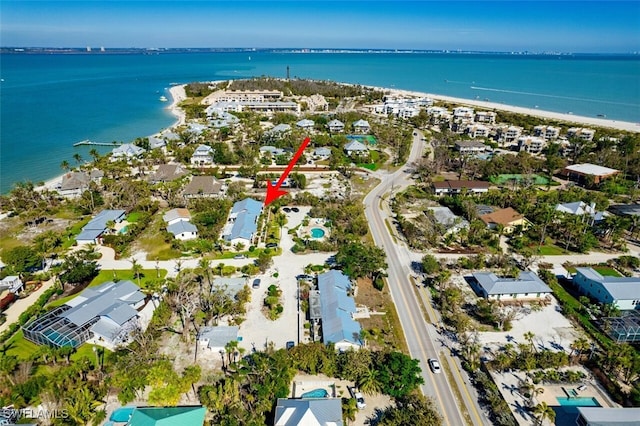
73, 140, 122, 147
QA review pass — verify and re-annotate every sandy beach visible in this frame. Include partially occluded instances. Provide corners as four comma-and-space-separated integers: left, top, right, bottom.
372, 85, 640, 132
167, 84, 187, 126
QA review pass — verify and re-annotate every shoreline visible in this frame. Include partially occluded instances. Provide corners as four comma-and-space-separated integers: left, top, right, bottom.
370, 85, 640, 132
25, 79, 640, 195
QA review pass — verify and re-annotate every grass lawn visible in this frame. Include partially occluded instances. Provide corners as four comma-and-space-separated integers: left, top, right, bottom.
136, 216, 181, 260
592, 266, 622, 277
126, 211, 142, 222
6, 329, 39, 359
62, 217, 90, 249
537, 245, 568, 255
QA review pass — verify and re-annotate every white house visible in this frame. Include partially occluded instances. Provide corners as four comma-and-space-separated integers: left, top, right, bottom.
268, 123, 292, 135
454, 140, 487, 154
344, 140, 369, 158
163, 208, 191, 226
453, 107, 474, 121
327, 119, 345, 133
517, 136, 547, 154
567, 127, 595, 142
470, 271, 552, 300
111, 144, 145, 161
296, 119, 315, 130
474, 111, 496, 124
167, 221, 198, 241
221, 198, 262, 247
0, 276, 24, 293
573, 268, 640, 311
190, 144, 215, 166
313, 147, 332, 160
555, 201, 609, 223
352, 119, 370, 134
465, 124, 490, 138
534, 125, 560, 140
317, 270, 362, 351
58, 170, 103, 198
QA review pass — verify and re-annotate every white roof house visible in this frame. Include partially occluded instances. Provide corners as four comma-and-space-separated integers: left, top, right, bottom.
167, 220, 198, 241
268, 123, 292, 134
353, 119, 370, 133
190, 144, 215, 166
555, 201, 609, 223
163, 208, 192, 226
470, 271, 552, 300
327, 119, 345, 133
111, 144, 145, 160
344, 140, 369, 157
197, 326, 239, 352
313, 147, 332, 158
296, 119, 315, 129
573, 267, 640, 311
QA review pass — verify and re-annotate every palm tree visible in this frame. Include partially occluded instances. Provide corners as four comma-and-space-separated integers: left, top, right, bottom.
73, 153, 83, 167
358, 368, 382, 395
532, 401, 556, 425
60, 160, 71, 172
341, 397, 357, 425
130, 258, 143, 287
89, 148, 101, 163
524, 331, 536, 352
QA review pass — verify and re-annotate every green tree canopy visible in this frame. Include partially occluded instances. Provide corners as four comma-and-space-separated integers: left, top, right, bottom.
2, 245, 40, 273
336, 242, 387, 281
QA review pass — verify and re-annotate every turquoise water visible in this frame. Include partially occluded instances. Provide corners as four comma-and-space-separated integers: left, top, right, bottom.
310, 228, 326, 238
118, 225, 129, 234
301, 388, 329, 398
110, 407, 135, 422
556, 397, 600, 406
1, 52, 639, 192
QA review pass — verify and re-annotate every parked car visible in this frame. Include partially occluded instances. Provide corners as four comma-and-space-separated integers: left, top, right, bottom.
283, 207, 291, 213
266, 242, 278, 248
252, 278, 261, 289
291, 207, 299, 213
428, 358, 442, 374
286, 341, 295, 349
234, 254, 247, 259
349, 387, 366, 409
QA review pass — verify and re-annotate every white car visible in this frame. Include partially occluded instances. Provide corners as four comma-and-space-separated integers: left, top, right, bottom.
428, 358, 442, 374
349, 387, 366, 409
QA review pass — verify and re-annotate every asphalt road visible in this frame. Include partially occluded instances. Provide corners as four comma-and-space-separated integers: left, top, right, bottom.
364, 131, 486, 426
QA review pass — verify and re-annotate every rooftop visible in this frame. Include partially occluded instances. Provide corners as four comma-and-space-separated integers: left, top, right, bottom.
480, 207, 524, 226
317, 270, 361, 347
564, 163, 619, 176
576, 407, 640, 425
274, 398, 343, 426
197, 326, 239, 350
163, 208, 191, 223
472, 271, 552, 296
574, 267, 640, 301
224, 198, 262, 241
167, 221, 198, 236
183, 176, 222, 196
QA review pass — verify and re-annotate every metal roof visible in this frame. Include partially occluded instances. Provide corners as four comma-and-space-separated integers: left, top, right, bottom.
84, 209, 126, 230
576, 407, 640, 425
564, 163, 619, 176
197, 326, 239, 350
472, 271, 552, 296
167, 221, 198, 236
274, 398, 343, 426
317, 270, 361, 347
344, 141, 368, 152
224, 198, 262, 241
163, 208, 191, 223
61, 281, 143, 327
575, 268, 640, 301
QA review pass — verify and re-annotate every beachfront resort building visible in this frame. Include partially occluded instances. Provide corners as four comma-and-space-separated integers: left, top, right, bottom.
190, 144, 215, 166
23, 280, 148, 349
474, 111, 496, 124
572, 267, 640, 311
561, 163, 620, 184
221, 198, 262, 247
534, 125, 560, 140
316, 270, 362, 351
453, 106, 475, 122
465, 124, 490, 138
567, 127, 596, 142
480, 207, 529, 233
208, 90, 283, 103
426, 106, 452, 123
517, 136, 547, 154
182, 176, 223, 199
75, 209, 126, 245
496, 126, 523, 145
469, 271, 552, 301
454, 140, 487, 154
432, 180, 490, 196
274, 398, 343, 426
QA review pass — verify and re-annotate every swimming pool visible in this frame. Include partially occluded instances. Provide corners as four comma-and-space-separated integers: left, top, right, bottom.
556, 397, 600, 407
118, 225, 129, 234
310, 228, 325, 239
301, 388, 329, 398
110, 407, 135, 422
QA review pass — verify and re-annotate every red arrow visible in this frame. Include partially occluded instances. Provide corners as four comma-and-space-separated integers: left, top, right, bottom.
264, 136, 310, 207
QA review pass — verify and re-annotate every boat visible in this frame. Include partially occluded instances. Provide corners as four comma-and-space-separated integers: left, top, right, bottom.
597, 114, 606, 118
159, 96, 168, 102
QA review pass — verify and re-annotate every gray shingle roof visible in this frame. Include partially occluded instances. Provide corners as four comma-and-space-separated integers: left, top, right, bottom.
274, 398, 343, 426
472, 271, 551, 296
317, 270, 361, 347
183, 176, 222, 196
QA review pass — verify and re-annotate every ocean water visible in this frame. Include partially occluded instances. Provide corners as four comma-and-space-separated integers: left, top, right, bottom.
1, 52, 639, 193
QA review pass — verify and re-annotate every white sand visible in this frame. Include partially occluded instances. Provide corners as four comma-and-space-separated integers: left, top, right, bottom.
369, 86, 640, 132
168, 84, 187, 126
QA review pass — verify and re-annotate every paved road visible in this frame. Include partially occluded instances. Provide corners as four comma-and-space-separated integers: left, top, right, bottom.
364, 131, 487, 426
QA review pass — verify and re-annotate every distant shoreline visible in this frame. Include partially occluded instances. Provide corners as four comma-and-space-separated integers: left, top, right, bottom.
369, 85, 640, 132
25, 78, 640, 196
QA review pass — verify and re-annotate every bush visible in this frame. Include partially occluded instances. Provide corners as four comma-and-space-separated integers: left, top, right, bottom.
373, 277, 385, 291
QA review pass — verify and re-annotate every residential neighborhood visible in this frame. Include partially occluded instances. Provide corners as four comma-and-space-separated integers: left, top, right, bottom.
1, 77, 640, 426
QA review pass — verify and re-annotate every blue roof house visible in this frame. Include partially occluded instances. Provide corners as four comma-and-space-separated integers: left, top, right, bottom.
221, 198, 263, 247
573, 267, 640, 311
76, 209, 126, 245
317, 270, 362, 351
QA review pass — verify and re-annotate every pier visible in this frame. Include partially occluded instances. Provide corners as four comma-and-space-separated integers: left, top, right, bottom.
73, 140, 122, 147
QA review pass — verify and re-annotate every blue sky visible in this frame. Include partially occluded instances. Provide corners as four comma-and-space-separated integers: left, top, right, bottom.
2, 1, 639, 52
